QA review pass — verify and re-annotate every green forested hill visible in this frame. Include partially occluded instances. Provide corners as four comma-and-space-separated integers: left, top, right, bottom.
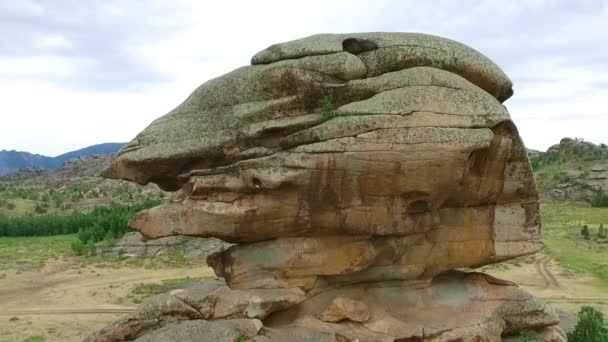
0, 153, 164, 217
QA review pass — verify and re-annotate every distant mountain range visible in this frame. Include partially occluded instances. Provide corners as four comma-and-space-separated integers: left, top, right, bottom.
0, 143, 125, 176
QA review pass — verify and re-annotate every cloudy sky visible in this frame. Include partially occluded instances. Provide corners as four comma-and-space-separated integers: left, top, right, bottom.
1, 0, 606, 156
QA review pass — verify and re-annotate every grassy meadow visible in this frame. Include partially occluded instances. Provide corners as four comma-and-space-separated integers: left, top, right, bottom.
542, 203, 608, 283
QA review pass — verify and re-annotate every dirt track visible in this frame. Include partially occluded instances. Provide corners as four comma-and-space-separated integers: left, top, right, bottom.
543, 298, 608, 304
0, 309, 135, 316
535, 255, 559, 288
0, 259, 212, 342
489, 253, 608, 318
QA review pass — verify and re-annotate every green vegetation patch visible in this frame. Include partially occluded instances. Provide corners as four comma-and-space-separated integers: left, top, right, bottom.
568, 305, 608, 342
542, 203, 608, 283
591, 191, 608, 208
0, 199, 159, 239
22, 336, 46, 342
0, 199, 36, 216
320, 93, 336, 120
0, 235, 200, 272
0, 234, 75, 271
531, 141, 608, 193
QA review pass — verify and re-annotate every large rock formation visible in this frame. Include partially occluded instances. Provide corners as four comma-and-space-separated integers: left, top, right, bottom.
93, 33, 563, 341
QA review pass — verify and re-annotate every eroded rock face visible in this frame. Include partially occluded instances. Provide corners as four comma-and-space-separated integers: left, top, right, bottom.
94, 32, 559, 341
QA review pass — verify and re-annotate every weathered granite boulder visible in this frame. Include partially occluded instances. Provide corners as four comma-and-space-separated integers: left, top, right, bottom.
95, 32, 560, 341
96, 232, 231, 259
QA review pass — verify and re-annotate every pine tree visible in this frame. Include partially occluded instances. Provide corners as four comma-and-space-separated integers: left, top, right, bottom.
598, 223, 606, 239
581, 225, 590, 239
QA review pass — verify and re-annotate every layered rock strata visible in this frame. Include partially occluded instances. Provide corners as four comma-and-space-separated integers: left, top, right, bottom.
93, 32, 562, 341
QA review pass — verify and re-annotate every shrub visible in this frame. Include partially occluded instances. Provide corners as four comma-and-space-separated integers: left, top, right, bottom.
567, 306, 608, 342
553, 173, 570, 184
71, 240, 86, 256
34, 203, 47, 214
581, 225, 590, 239
320, 93, 336, 120
591, 191, 608, 208
86, 240, 97, 256
599, 224, 606, 239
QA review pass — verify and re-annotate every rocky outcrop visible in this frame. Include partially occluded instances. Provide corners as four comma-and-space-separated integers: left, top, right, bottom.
94, 32, 560, 341
532, 137, 608, 202
96, 232, 231, 259
549, 163, 608, 201
0, 153, 167, 214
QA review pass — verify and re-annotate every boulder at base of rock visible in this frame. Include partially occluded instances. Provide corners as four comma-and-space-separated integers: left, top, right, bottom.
88, 271, 561, 341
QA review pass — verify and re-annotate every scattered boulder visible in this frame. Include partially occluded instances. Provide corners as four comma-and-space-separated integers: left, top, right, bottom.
94, 32, 559, 341
85, 279, 305, 342
86, 293, 203, 342
97, 232, 231, 259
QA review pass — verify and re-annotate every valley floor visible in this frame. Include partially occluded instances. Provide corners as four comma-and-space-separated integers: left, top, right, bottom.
0, 236, 213, 342
0, 203, 607, 341
0, 261, 213, 342
486, 253, 608, 331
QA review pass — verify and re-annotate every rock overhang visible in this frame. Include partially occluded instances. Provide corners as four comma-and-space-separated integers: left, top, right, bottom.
104, 31, 540, 280
103, 32, 514, 191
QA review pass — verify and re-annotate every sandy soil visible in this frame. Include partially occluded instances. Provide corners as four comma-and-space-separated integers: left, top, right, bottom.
486, 253, 608, 328
0, 258, 214, 342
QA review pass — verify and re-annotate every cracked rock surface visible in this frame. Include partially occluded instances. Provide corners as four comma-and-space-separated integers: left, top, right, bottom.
92, 32, 562, 341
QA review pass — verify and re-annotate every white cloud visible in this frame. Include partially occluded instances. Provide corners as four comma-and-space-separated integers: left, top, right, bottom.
0, 0, 606, 155
36, 33, 71, 49
0, 80, 185, 156
0, 56, 72, 78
